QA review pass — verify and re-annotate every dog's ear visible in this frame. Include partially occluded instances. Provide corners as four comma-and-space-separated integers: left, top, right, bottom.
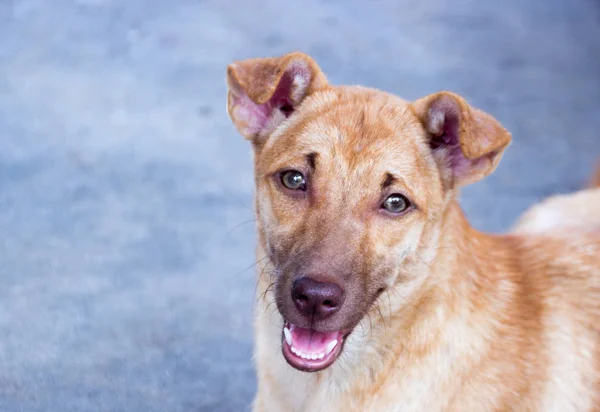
226, 52, 328, 142
412, 91, 512, 187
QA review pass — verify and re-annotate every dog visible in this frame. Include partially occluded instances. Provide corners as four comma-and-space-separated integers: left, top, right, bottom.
225, 52, 600, 411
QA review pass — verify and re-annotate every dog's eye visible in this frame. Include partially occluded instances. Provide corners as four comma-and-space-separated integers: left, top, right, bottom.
281, 170, 307, 191
381, 194, 410, 214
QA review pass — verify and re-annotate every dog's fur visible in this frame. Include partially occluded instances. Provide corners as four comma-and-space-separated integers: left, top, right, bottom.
226, 52, 600, 411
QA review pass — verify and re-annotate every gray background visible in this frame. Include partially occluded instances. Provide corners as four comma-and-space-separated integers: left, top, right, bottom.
1, 0, 599, 411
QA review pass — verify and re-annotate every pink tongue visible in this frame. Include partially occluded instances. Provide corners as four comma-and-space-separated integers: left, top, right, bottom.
290, 324, 339, 353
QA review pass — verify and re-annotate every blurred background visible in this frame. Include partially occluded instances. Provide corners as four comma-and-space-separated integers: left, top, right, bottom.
1, 0, 599, 411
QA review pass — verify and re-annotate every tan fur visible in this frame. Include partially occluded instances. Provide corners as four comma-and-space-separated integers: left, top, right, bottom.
590, 163, 600, 189
226, 52, 600, 412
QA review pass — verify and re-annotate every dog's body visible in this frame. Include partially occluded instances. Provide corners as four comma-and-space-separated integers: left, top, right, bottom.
253, 194, 600, 412
226, 53, 600, 411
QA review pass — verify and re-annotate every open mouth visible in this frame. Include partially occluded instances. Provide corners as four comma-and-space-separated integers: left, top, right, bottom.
281, 321, 345, 372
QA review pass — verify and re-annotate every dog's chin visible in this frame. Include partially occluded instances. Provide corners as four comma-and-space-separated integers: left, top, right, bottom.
281, 321, 349, 372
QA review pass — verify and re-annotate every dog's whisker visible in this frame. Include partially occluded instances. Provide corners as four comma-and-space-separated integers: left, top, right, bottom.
222, 218, 257, 239
258, 280, 276, 304
384, 283, 428, 317
253, 260, 273, 300
374, 302, 387, 330
233, 255, 270, 279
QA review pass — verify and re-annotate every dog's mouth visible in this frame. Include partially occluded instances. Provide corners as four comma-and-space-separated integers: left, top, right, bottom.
281, 321, 346, 372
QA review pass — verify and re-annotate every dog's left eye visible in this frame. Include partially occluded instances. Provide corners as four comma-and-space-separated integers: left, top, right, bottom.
281, 170, 307, 191
381, 194, 410, 214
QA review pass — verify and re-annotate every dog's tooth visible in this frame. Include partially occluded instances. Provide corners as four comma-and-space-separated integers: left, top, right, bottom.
301, 353, 308, 360
325, 340, 338, 355
317, 353, 325, 360
283, 327, 292, 346
291, 346, 299, 355
310, 354, 318, 360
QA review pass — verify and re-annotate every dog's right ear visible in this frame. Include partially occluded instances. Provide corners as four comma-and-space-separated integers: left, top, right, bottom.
226, 52, 328, 142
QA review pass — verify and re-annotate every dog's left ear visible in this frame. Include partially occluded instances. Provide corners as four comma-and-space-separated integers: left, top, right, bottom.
226, 52, 328, 142
412, 91, 512, 187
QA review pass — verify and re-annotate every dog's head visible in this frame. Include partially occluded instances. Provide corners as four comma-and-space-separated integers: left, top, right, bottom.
226, 52, 511, 372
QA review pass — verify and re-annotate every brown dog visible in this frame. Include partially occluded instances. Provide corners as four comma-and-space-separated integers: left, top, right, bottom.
226, 52, 600, 411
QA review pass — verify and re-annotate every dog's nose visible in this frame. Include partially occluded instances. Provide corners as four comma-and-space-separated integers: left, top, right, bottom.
291, 277, 345, 320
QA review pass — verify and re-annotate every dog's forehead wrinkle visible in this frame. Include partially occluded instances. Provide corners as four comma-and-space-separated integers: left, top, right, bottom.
266, 93, 420, 178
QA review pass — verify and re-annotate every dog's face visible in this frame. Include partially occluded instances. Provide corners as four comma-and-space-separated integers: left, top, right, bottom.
226, 53, 511, 372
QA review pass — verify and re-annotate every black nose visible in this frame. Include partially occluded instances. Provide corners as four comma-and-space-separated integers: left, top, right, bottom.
291, 277, 345, 320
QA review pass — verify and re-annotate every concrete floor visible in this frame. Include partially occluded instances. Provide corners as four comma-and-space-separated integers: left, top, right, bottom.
1, 0, 599, 410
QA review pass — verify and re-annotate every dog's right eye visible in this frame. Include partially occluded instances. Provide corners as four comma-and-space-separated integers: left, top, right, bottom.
381, 193, 411, 214
280, 170, 307, 191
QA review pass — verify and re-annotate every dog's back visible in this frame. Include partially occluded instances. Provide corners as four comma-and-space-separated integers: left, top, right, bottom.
513, 164, 600, 234
512, 164, 600, 411
591, 163, 600, 188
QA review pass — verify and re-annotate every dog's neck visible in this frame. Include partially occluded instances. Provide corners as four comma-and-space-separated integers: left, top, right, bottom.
435, 199, 518, 304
